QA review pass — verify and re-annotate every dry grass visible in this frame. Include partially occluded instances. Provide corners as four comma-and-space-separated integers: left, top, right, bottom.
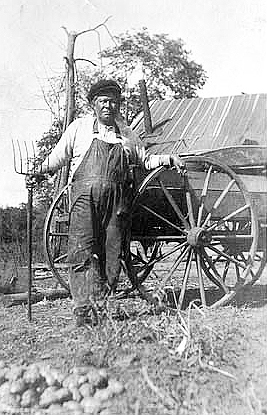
0, 296, 266, 414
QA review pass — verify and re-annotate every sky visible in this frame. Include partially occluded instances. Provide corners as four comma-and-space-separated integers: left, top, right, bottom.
0, 0, 266, 207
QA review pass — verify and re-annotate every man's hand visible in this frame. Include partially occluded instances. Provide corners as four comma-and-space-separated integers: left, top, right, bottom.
171, 155, 186, 173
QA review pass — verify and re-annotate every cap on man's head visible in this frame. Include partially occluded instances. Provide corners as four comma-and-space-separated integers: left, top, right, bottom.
87, 79, 121, 103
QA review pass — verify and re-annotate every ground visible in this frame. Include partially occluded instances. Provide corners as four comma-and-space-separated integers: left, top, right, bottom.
0, 273, 267, 415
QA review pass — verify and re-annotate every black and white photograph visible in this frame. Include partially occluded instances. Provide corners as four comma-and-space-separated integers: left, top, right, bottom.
0, 1, 266, 414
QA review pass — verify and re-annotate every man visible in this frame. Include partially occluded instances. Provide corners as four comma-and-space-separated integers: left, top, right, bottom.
41, 79, 183, 327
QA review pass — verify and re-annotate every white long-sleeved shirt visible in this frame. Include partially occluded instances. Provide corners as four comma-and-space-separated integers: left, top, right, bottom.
42, 114, 172, 182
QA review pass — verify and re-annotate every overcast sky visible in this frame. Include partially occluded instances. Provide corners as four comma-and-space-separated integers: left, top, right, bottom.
0, 0, 266, 207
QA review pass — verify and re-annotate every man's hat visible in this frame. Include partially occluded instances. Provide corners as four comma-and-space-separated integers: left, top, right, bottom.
87, 79, 121, 103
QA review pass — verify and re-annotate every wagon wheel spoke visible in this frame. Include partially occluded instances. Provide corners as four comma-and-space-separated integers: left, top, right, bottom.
54, 253, 68, 263
202, 179, 236, 227
207, 204, 251, 232
135, 245, 190, 306
157, 179, 189, 231
234, 259, 242, 282
206, 243, 247, 270
211, 246, 229, 265
200, 247, 229, 293
195, 249, 206, 306
197, 165, 213, 226
139, 203, 186, 234
136, 241, 187, 272
238, 252, 257, 278
136, 241, 188, 285
177, 248, 193, 308
184, 176, 196, 228
157, 245, 190, 292
222, 259, 231, 282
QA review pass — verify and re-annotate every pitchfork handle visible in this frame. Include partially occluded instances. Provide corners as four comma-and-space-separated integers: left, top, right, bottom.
27, 183, 34, 322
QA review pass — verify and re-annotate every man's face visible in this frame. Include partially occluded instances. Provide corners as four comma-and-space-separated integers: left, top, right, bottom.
93, 92, 120, 126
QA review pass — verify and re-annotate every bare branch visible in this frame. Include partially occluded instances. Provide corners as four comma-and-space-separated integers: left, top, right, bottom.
20, 108, 51, 112
74, 58, 97, 67
75, 16, 112, 37
61, 26, 70, 36
39, 83, 58, 120
95, 30, 103, 72
103, 24, 118, 46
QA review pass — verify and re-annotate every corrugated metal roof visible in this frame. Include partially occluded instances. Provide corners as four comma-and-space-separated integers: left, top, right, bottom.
132, 94, 267, 154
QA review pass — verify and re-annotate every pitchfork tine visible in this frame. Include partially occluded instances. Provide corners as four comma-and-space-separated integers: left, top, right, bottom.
11, 139, 18, 174
31, 141, 37, 173
17, 139, 23, 174
24, 141, 30, 172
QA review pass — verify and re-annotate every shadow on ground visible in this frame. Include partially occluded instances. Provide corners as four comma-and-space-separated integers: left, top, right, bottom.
166, 284, 267, 310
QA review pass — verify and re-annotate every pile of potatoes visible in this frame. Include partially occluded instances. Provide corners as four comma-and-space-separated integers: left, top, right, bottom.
0, 360, 124, 414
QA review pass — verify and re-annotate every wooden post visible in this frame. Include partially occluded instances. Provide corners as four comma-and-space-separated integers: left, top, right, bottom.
63, 31, 77, 131
139, 79, 153, 134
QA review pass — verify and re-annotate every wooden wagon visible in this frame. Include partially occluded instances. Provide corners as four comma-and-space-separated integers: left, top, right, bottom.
43, 143, 267, 309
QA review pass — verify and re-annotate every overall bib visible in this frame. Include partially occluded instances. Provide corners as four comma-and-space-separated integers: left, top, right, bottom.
68, 132, 131, 310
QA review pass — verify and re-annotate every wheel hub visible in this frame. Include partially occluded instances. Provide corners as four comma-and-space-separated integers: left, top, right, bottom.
187, 227, 211, 246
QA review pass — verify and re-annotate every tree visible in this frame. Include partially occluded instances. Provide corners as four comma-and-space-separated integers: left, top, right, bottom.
42, 27, 207, 130
35, 28, 207, 205
100, 28, 207, 121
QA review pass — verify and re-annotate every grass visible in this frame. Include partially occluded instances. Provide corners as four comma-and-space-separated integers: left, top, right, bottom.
1, 295, 266, 414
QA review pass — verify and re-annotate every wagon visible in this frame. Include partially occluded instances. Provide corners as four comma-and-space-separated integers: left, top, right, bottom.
43, 142, 267, 309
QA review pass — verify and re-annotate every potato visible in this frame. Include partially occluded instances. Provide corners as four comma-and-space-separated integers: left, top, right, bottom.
46, 403, 64, 414
0, 389, 21, 407
44, 372, 58, 387
20, 388, 38, 408
6, 364, 25, 381
62, 373, 87, 389
54, 387, 72, 403
0, 381, 10, 398
62, 374, 78, 389
0, 361, 6, 370
23, 365, 42, 385
63, 400, 84, 411
39, 385, 59, 408
10, 378, 28, 395
49, 369, 65, 384
106, 379, 124, 396
72, 365, 93, 376
81, 396, 101, 414
86, 367, 108, 390
79, 382, 94, 398
94, 387, 112, 402
69, 386, 82, 402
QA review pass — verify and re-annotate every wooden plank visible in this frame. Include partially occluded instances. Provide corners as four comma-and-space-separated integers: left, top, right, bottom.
1, 288, 70, 308
196, 145, 267, 167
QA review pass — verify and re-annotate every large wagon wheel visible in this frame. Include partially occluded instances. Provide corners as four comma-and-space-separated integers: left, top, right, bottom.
126, 156, 259, 309
43, 184, 70, 292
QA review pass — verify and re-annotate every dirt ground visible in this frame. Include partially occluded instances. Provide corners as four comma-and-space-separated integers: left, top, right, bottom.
0, 271, 267, 415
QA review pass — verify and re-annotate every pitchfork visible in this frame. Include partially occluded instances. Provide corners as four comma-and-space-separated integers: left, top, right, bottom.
12, 139, 46, 321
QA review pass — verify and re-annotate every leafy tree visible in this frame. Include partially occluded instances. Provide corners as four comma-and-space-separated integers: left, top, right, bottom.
35, 28, 207, 204
100, 28, 207, 120
42, 27, 207, 130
